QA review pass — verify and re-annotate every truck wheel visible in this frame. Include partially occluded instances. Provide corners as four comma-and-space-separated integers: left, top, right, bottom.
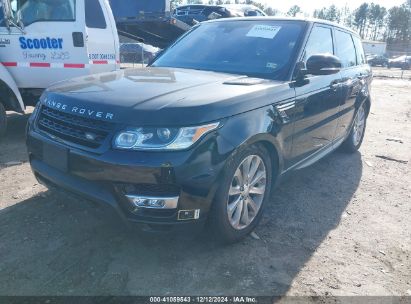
341, 103, 367, 153
209, 144, 273, 243
0, 103, 7, 138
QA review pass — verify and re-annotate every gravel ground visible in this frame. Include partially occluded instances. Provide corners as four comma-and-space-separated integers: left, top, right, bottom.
0, 79, 410, 297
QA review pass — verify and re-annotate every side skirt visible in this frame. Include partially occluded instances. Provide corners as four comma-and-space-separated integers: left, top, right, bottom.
275, 135, 346, 185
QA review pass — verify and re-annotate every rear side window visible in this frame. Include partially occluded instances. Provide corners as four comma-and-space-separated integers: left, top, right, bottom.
335, 30, 357, 68
85, 0, 106, 29
303, 26, 334, 61
353, 36, 366, 65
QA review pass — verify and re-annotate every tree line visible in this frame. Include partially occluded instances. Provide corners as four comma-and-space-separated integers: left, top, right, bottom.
172, 0, 410, 46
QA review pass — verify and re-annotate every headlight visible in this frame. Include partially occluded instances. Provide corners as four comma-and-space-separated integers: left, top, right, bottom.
113, 122, 219, 151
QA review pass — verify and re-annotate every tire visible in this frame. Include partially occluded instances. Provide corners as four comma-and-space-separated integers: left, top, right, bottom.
0, 103, 7, 138
340, 103, 367, 153
208, 144, 273, 243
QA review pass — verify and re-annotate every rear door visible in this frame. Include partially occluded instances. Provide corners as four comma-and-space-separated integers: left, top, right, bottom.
84, 0, 118, 74
333, 30, 371, 141
0, 0, 93, 89
291, 24, 343, 163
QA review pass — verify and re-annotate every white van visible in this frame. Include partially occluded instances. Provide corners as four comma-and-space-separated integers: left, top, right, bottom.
0, 0, 120, 136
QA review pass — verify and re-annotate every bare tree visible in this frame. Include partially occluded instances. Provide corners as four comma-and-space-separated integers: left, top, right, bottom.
287, 5, 302, 17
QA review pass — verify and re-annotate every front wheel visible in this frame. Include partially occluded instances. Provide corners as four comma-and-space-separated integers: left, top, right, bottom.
341, 103, 367, 153
209, 144, 273, 243
0, 103, 7, 138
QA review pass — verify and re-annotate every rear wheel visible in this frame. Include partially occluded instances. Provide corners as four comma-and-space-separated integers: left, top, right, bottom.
0, 103, 7, 138
209, 144, 273, 243
341, 103, 367, 153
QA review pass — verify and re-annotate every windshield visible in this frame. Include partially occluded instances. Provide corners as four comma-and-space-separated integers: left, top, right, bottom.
152, 20, 305, 80
0, 0, 10, 27
10, 0, 75, 26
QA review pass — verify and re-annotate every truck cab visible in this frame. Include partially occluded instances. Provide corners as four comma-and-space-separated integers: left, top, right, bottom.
0, 0, 120, 136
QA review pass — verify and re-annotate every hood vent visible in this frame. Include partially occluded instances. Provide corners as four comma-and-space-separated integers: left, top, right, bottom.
223, 77, 267, 86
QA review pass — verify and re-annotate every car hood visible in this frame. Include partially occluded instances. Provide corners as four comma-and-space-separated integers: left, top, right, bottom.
43, 67, 292, 126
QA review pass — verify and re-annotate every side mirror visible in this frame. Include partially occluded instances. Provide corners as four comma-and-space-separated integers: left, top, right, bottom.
305, 54, 341, 76
16, 10, 24, 30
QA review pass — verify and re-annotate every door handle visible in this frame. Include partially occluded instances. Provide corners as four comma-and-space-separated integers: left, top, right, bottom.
330, 80, 340, 91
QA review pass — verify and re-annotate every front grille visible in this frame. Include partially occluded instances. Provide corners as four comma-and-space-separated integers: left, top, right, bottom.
37, 106, 114, 149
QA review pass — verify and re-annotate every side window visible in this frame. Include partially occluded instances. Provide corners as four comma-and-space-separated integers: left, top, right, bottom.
335, 30, 357, 68
14, 0, 75, 25
353, 36, 366, 65
85, 0, 106, 29
303, 26, 334, 62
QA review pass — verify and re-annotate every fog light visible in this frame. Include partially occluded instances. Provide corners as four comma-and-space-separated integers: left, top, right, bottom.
137, 199, 165, 208
125, 195, 178, 210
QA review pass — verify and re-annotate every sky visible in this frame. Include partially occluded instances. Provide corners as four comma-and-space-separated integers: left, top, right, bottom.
259, 0, 406, 13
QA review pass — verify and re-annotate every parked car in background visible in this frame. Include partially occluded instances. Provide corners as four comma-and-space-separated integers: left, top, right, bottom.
174, 5, 230, 25
220, 4, 267, 17
388, 55, 411, 69
401, 56, 411, 70
120, 43, 160, 64
366, 54, 388, 67
174, 4, 265, 26
27, 18, 372, 243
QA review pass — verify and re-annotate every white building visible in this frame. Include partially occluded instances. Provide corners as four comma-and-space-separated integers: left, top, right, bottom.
362, 40, 387, 56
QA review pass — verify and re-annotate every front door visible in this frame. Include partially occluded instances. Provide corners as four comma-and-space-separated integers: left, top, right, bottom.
291, 24, 342, 164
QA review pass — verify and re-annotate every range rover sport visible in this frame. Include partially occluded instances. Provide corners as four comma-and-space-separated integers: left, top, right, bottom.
26, 18, 372, 243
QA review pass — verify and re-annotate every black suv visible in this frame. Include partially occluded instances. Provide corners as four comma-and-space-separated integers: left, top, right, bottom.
367, 54, 388, 67
27, 18, 372, 243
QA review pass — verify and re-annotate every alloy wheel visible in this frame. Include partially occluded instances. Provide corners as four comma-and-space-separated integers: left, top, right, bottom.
352, 105, 366, 146
227, 155, 267, 230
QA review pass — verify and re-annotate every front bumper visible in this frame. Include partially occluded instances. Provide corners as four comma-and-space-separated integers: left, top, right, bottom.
26, 127, 234, 230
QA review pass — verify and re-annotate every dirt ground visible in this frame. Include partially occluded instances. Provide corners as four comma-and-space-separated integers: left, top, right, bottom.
372, 67, 411, 80
0, 78, 410, 297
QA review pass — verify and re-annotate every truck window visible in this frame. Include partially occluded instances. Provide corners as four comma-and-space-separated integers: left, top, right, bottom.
85, 0, 106, 29
335, 30, 357, 68
303, 26, 334, 61
12, 0, 75, 26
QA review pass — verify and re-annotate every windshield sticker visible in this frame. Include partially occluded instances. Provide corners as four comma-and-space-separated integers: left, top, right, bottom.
246, 25, 281, 39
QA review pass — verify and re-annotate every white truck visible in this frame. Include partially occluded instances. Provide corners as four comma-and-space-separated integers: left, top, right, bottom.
0, 0, 120, 136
